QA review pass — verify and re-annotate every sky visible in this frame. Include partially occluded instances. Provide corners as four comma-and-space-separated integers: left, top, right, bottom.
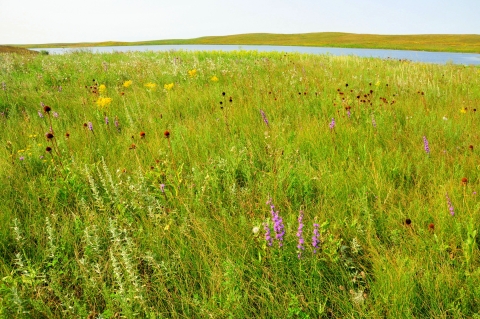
1, 0, 479, 45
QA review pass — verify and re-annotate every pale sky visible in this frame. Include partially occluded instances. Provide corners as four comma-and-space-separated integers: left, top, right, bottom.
1, 0, 479, 45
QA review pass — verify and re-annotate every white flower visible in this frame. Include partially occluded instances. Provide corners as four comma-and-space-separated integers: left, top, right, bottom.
252, 226, 260, 235
442, 116, 448, 121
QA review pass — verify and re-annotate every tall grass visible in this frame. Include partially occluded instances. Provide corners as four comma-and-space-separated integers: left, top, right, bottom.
1, 50, 479, 318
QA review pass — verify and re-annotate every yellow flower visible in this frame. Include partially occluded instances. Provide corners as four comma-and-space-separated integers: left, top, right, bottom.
99, 84, 107, 93
211, 76, 219, 82
144, 82, 157, 90
460, 108, 467, 114
96, 97, 112, 108
123, 80, 132, 88
164, 83, 174, 90
375, 81, 380, 86
188, 69, 197, 78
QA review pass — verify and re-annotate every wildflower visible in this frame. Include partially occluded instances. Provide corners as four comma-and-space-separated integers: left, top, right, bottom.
211, 76, 219, 82
260, 110, 269, 127
442, 116, 448, 121
252, 226, 260, 235
123, 80, 132, 88
446, 193, 455, 216
144, 82, 157, 90
19, 156, 24, 161
164, 130, 170, 138
140, 131, 146, 138
312, 223, 320, 253
460, 108, 467, 114
65, 132, 70, 138
1, 82, 5, 90
188, 69, 197, 77
264, 222, 273, 246
423, 136, 430, 154
45, 133, 54, 140
96, 97, 112, 108
428, 223, 435, 231
160, 183, 165, 193
43, 105, 51, 113
375, 81, 381, 86
53, 112, 58, 118
329, 118, 335, 130
105, 116, 109, 125
38, 111, 44, 118
114, 116, 119, 128
87, 122, 93, 131
269, 200, 285, 247
461, 177, 468, 185
164, 83, 174, 90
371, 115, 377, 128
296, 210, 305, 258
469, 145, 474, 150
98, 84, 106, 93
129, 143, 136, 150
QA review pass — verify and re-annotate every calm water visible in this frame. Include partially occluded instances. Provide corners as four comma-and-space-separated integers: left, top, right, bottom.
31, 44, 480, 65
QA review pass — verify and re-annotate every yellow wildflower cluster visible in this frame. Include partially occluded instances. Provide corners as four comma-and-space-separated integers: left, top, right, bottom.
164, 83, 174, 90
99, 84, 107, 93
96, 97, 112, 108
144, 82, 157, 90
460, 108, 467, 114
188, 69, 197, 78
211, 76, 219, 82
123, 80, 132, 88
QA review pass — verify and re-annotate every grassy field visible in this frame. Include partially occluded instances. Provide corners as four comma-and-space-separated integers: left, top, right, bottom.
19, 32, 480, 54
1, 49, 480, 318
0, 46, 38, 55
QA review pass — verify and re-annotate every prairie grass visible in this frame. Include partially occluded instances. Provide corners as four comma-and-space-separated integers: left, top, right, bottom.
0, 49, 480, 318
21, 32, 480, 54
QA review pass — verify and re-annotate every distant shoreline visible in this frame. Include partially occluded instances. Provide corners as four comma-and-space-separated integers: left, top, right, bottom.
10, 32, 480, 54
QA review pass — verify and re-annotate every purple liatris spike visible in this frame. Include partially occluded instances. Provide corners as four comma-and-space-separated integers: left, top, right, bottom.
114, 117, 119, 128
347, 110, 351, 118
264, 222, 273, 246
312, 223, 320, 254
38, 110, 44, 118
423, 136, 430, 154
268, 199, 285, 247
53, 112, 59, 118
446, 192, 455, 216
329, 118, 335, 130
296, 210, 305, 258
105, 116, 109, 125
260, 109, 269, 127
88, 122, 93, 131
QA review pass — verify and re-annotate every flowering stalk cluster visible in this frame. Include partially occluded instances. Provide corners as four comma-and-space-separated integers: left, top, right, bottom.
423, 136, 430, 154
312, 223, 320, 254
296, 210, 305, 258
329, 118, 335, 130
260, 109, 269, 127
445, 192, 455, 216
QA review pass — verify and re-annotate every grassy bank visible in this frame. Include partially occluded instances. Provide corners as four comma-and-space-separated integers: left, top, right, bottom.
1, 50, 480, 318
0, 46, 38, 55
20, 32, 480, 53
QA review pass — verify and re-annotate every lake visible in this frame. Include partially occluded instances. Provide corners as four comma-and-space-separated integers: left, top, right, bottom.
31, 44, 480, 65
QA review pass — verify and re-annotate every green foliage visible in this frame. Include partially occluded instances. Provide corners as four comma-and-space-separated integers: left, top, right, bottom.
1, 50, 480, 317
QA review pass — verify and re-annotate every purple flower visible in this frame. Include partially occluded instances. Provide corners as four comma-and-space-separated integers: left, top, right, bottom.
296, 210, 305, 258
312, 223, 320, 254
88, 122, 93, 131
264, 222, 273, 246
260, 110, 269, 127
19, 156, 24, 161
423, 136, 430, 154
38, 110, 44, 118
114, 117, 119, 128
347, 110, 351, 118
53, 112, 59, 118
40, 102, 45, 107
446, 192, 455, 216
329, 118, 335, 130
372, 115, 377, 128
268, 199, 285, 247
160, 183, 165, 193
105, 116, 109, 125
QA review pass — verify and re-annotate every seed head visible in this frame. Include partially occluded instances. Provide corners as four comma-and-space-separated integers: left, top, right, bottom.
164, 130, 170, 138
462, 177, 468, 185
45, 133, 54, 140
140, 131, 146, 138
45, 146, 52, 152
43, 105, 51, 113
405, 218, 412, 225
